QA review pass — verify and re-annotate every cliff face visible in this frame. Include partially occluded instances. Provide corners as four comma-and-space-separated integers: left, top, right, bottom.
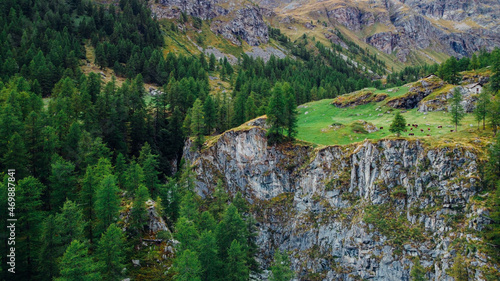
256, 0, 500, 62
183, 118, 494, 280
151, 0, 269, 46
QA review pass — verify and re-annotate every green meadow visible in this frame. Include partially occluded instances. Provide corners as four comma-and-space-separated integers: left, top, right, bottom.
296, 86, 483, 146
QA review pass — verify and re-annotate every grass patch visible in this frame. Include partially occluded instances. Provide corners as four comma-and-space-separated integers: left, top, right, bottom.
296, 85, 492, 146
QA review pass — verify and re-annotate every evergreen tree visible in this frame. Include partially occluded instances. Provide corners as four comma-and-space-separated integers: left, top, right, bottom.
139, 143, 161, 197
129, 185, 150, 236
245, 93, 258, 121
269, 250, 294, 281
488, 96, 500, 136
97, 224, 126, 280
226, 240, 249, 281
175, 217, 200, 252
56, 240, 101, 281
410, 257, 426, 281
173, 249, 202, 281
49, 157, 77, 211
284, 86, 298, 139
94, 175, 121, 237
38, 215, 58, 280
198, 230, 219, 281
190, 98, 205, 150
203, 96, 216, 135
114, 153, 127, 188
199, 211, 217, 233
449, 87, 465, 132
448, 254, 468, 281
266, 83, 286, 143
210, 179, 228, 220
55, 200, 86, 258
124, 162, 145, 194
209, 54, 216, 71
17, 177, 45, 278
216, 204, 246, 260
389, 112, 406, 137
474, 89, 490, 130
1, 132, 29, 178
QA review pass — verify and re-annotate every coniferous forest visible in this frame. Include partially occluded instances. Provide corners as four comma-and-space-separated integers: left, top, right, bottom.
1, 0, 500, 280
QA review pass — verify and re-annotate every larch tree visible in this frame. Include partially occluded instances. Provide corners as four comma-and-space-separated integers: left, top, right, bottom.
190, 98, 205, 150
449, 87, 465, 132
269, 250, 294, 281
389, 112, 407, 137
97, 224, 126, 280
94, 175, 120, 237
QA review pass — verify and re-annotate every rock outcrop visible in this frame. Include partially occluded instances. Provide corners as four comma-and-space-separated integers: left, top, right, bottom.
183, 119, 494, 280
257, 0, 500, 62
152, 0, 269, 46
387, 77, 444, 109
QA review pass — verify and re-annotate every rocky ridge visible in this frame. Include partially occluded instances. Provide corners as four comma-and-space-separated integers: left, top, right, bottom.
183, 118, 494, 280
256, 0, 500, 62
151, 0, 269, 46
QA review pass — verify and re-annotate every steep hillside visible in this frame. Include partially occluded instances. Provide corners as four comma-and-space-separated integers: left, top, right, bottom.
184, 118, 495, 280
255, 0, 500, 64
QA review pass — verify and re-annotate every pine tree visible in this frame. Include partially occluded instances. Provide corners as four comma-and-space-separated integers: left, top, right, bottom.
17, 177, 45, 278
226, 240, 249, 281
139, 143, 161, 197
474, 89, 490, 130
269, 250, 294, 281
173, 249, 202, 281
266, 83, 286, 143
410, 257, 426, 281
210, 179, 228, 220
198, 231, 219, 281
199, 211, 217, 233
203, 96, 216, 135
448, 254, 468, 281
389, 112, 406, 137
449, 87, 465, 132
245, 93, 258, 121
190, 98, 205, 150
38, 215, 58, 280
55, 200, 86, 258
216, 204, 246, 260
209, 54, 216, 71
94, 175, 121, 237
1, 132, 29, 178
56, 240, 101, 281
129, 185, 150, 236
114, 153, 127, 188
49, 157, 77, 211
179, 191, 200, 222
488, 96, 500, 136
124, 162, 145, 194
175, 217, 200, 252
284, 86, 298, 139
97, 224, 126, 280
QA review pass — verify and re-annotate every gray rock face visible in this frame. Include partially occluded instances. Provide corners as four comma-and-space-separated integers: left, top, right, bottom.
183, 119, 492, 280
152, 0, 269, 46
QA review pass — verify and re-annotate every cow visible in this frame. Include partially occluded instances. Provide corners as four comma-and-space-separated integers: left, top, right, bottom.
409, 133, 414, 136
404, 129, 407, 132
450, 130, 454, 132
426, 134, 430, 136
380, 127, 383, 129
408, 124, 411, 126
411, 128, 413, 131
438, 125, 442, 129
420, 129, 424, 132
428, 128, 430, 131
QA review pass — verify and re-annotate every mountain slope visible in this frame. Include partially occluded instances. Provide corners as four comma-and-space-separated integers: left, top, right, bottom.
255, 0, 500, 63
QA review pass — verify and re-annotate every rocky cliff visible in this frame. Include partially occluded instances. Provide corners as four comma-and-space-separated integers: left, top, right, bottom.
151, 0, 269, 46
183, 118, 495, 280
256, 0, 500, 62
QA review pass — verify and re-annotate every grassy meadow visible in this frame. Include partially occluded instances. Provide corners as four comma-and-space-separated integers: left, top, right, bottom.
296, 86, 490, 146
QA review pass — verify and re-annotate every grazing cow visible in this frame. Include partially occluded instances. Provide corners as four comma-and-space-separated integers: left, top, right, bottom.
438, 125, 442, 129
410, 127, 413, 131
409, 133, 414, 136
450, 130, 454, 132
404, 129, 407, 132
408, 124, 411, 126
427, 134, 430, 136
428, 128, 430, 131
380, 127, 383, 129
420, 129, 424, 132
